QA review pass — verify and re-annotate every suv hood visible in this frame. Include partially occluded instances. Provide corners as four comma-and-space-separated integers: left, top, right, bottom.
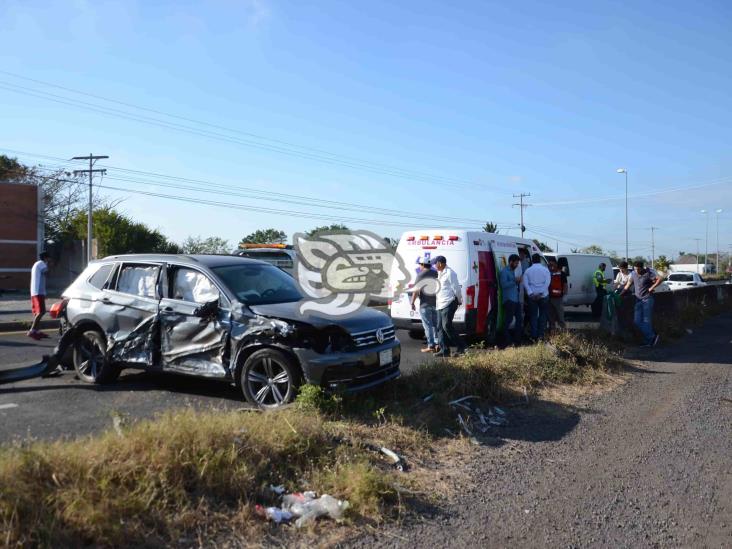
248, 301, 391, 332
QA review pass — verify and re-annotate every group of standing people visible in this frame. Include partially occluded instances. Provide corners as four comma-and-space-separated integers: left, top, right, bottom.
410, 255, 466, 357
410, 250, 664, 354
499, 250, 566, 346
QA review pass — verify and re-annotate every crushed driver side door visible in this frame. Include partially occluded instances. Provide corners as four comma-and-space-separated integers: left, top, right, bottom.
158, 265, 231, 378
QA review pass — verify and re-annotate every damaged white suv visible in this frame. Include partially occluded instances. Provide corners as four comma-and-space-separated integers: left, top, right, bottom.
51, 254, 400, 407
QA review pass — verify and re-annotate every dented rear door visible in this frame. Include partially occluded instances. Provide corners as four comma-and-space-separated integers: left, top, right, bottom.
103, 262, 162, 366
158, 265, 230, 378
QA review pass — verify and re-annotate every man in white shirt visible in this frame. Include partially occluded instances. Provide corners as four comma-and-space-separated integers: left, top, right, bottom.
433, 256, 466, 357
28, 251, 52, 341
522, 253, 551, 340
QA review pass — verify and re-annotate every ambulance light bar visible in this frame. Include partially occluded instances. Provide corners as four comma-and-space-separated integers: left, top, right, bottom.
239, 243, 291, 249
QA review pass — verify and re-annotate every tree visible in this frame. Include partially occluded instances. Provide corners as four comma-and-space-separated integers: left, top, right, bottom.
606, 250, 623, 265
483, 221, 499, 234
60, 206, 180, 257
581, 244, 604, 255
532, 240, 553, 253
181, 236, 231, 255
384, 237, 399, 249
306, 224, 349, 237
655, 255, 671, 272
241, 228, 287, 245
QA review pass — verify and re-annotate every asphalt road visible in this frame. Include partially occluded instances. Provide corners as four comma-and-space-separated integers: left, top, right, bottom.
0, 327, 434, 442
0, 306, 598, 442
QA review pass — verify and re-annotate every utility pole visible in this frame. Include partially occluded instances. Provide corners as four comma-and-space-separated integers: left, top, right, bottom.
512, 193, 531, 238
649, 226, 658, 270
72, 153, 108, 264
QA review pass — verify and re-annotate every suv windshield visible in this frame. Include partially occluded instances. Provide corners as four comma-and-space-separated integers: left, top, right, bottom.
213, 263, 303, 305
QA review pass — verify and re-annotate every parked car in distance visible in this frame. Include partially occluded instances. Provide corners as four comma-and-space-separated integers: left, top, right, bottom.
52, 254, 400, 407
665, 271, 707, 291
234, 244, 298, 276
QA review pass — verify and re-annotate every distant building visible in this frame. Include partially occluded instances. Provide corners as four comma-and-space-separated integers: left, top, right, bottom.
0, 181, 43, 290
669, 255, 715, 275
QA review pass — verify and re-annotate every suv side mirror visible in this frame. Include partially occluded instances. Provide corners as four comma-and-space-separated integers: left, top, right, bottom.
194, 298, 219, 318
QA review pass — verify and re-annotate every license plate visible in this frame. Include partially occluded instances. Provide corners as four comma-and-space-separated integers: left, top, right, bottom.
379, 348, 393, 366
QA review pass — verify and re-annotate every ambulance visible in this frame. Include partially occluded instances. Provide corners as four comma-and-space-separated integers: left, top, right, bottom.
389, 230, 546, 342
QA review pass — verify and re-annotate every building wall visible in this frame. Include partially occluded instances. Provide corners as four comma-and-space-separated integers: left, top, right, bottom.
0, 181, 41, 291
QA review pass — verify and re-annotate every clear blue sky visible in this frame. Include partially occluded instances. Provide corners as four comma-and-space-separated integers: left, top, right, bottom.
1, 0, 731, 260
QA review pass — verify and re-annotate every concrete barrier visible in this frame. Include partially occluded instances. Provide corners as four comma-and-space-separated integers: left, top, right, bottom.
606, 285, 732, 340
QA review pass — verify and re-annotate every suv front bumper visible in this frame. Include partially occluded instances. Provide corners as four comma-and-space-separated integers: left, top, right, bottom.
294, 339, 401, 393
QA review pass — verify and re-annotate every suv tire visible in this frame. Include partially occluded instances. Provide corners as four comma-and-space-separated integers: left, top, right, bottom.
240, 348, 298, 408
73, 329, 120, 384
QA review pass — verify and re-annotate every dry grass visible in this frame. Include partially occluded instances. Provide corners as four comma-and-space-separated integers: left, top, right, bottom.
0, 409, 397, 547
0, 332, 626, 547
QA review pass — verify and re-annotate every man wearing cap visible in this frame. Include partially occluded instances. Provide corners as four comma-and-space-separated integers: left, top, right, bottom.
433, 256, 466, 357
410, 257, 439, 353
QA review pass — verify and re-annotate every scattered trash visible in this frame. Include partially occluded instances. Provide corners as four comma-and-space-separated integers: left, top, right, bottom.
269, 484, 286, 495
449, 397, 510, 439
256, 505, 293, 524
112, 415, 124, 437
379, 446, 407, 472
457, 413, 473, 436
257, 490, 350, 528
686, 329, 694, 335
448, 395, 479, 406
290, 494, 350, 528
422, 393, 434, 403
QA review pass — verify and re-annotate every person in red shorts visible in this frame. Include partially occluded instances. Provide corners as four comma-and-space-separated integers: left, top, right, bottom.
28, 251, 52, 341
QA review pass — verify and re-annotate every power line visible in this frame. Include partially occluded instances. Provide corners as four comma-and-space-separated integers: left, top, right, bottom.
1, 147, 516, 227
92, 182, 488, 229
0, 69, 489, 189
0, 77, 494, 191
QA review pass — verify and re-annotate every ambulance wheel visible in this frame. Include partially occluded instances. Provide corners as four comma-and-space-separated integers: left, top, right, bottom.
408, 329, 424, 340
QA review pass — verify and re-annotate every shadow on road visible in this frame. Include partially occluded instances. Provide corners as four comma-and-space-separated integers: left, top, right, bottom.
0, 369, 245, 402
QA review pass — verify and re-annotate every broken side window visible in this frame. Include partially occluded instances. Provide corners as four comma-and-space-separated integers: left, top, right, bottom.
172, 268, 220, 304
117, 264, 160, 298
88, 263, 115, 290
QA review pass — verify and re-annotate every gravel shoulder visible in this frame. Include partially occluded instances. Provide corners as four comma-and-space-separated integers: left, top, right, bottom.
353, 312, 732, 548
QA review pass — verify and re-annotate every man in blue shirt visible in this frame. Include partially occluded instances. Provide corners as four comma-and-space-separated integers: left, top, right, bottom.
499, 254, 522, 346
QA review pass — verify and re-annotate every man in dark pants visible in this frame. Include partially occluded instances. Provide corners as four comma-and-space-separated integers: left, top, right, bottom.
433, 255, 466, 357
591, 262, 608, 318
522, 253, 551, 340
499, 254, 522, 346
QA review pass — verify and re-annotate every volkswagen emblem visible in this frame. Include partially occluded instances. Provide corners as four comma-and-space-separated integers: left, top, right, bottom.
375, 328, 385, 344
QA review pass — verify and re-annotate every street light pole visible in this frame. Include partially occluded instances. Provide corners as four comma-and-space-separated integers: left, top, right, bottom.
701, 209, 709, 274
692, 238, 701, 274
617, 168, 629, 262
715, 209, 722, 274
